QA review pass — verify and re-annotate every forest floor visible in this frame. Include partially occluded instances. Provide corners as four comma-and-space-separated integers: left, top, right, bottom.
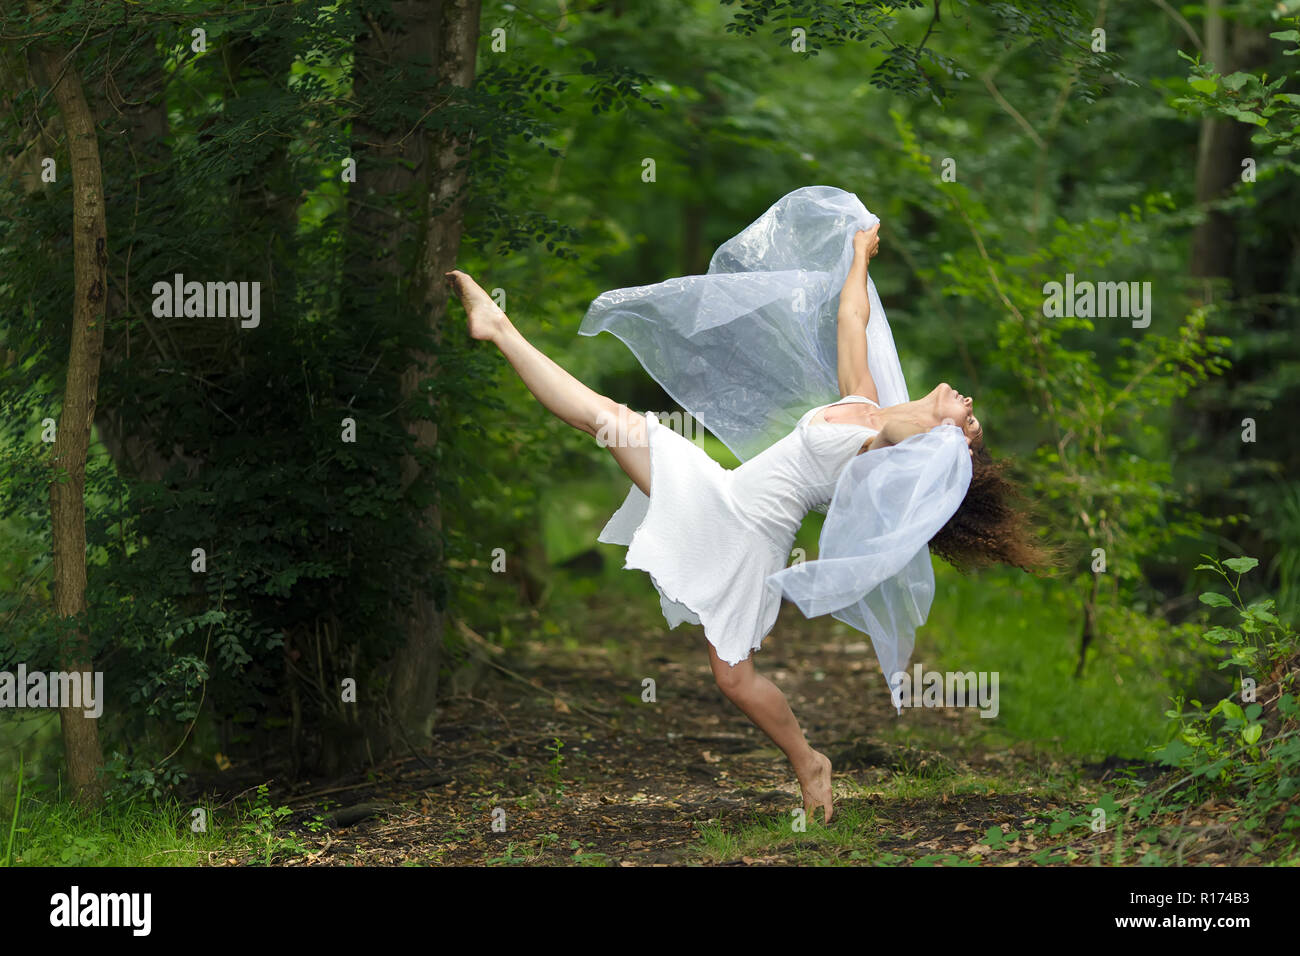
195, 596, 1271, 867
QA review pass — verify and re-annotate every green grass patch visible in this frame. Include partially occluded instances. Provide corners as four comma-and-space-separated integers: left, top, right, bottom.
917, 566, 1184, 760
694, 798, 883, 865
1, 791, 227, 867
0, 774, 335, 867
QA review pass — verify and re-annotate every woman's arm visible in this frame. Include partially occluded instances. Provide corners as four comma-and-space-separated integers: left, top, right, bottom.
866, 417, 972, 452
837, 225, 880, 401
866, 418, 924, 451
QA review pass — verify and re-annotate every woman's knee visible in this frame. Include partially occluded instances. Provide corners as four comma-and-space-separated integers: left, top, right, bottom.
711, 656, 752, 698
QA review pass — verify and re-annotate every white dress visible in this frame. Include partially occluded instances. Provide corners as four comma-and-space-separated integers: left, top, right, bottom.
597, 394, 880, 666
582, 188, 973, 704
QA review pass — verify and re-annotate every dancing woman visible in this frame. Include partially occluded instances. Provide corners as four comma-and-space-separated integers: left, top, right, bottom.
446, 188, 1052, 824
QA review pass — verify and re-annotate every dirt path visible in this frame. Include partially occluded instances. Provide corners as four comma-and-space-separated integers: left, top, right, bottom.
225, 600, 1158, 866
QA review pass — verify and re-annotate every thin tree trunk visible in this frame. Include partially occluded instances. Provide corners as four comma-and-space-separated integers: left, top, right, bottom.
1074, 572, 1100, 678
29, 36, 109, 803
1190, 0, 1234, 283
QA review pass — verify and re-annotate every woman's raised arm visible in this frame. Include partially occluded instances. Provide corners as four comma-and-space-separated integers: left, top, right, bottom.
837, 225, 880, 402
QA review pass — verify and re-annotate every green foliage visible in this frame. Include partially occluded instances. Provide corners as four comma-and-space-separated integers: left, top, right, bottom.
1153, 554, 1300, 844
719, 0, 1117, 104
238, 783, 322, 866
888, 107, 1232, 663
1162, 14, 1300, 593
1173, 18, 1300, 168
102, 754, 189, 804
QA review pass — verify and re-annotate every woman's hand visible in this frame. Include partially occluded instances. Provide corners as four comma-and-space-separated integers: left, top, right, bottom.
853, 223, 881, 262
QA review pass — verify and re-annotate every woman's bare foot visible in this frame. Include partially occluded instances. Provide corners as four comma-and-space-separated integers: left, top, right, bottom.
445, 269, 509, 342
797, 750, 834, 824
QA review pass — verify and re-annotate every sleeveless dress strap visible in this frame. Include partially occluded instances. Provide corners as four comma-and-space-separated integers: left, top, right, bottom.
798, 393, 879, 428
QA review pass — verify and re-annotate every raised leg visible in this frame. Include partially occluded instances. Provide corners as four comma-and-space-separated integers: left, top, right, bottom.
707, 642, 834, 824
446, 269, 651, 495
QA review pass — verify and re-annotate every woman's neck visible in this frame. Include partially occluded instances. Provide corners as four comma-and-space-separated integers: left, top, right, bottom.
880, 394, 940, 429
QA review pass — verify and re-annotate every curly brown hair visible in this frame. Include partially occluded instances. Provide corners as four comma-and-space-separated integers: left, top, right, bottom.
928, 444, 1062, 574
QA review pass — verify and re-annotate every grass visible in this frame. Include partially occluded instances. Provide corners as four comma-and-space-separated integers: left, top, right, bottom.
0, 767, 332, 867
920, 565, 1184, 760
695, 799, 884, 865
0, 791, 228, 867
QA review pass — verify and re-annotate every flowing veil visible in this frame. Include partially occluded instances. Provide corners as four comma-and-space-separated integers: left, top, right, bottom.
579, 186, 971, 709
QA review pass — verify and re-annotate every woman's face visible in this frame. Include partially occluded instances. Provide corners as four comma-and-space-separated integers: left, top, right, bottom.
935, 382, 983, 450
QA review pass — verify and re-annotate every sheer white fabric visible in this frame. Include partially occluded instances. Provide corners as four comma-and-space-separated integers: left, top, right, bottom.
580, 186, 971, 709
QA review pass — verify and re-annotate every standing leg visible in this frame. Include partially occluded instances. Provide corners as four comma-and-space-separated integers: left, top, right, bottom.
708, 643, 834, 824
446, 269, 650, 494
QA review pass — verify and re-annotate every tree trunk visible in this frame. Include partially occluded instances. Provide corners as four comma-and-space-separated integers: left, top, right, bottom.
1189, 0, 1270, 283
389, 0, 482, 753
343, 0, 482, 762
29, 37, 109, 803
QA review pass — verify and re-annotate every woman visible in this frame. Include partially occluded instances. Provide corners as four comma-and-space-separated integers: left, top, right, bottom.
446, 196, 1050, 824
